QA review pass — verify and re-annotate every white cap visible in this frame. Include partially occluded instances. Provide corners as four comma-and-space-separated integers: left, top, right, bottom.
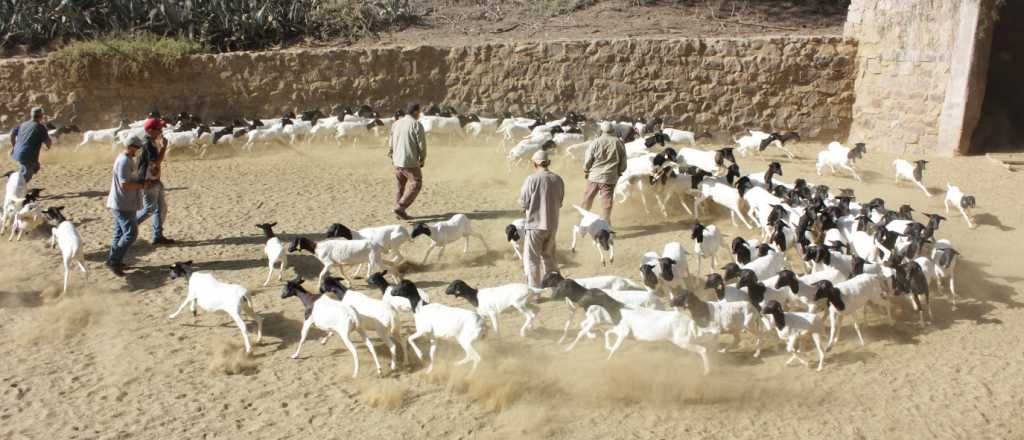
599, 121, 613, 134
532, 150, 550, 165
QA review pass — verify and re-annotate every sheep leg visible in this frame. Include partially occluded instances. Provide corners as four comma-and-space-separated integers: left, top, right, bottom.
959, 207, 975, 229
944, 198, 951, 214
674, 340, 712, 375
852, 317, 865, 347
406, 330, 427, 364
317, 264, 332, 288
734, 208, 754, 229
241, 298, 263, 343
677, 195, 694, 216
380, 327, 398, 372
358, 328, 384, 376
168, 293, 196, 319
463, 236, 470, 254
62, 258, 71, 295
487, 312, 500, 338
913, 180, 932, 197
511, 240, 524, 261
605, 325, 629, 361
277, 256, 288, 281
812, 333, 825, 371
565, 315, 596, 352
291, 318, 315, 359
593, 240, 606, 267
426, 337, 438, 374
570, 226, 580, 253
515, 304, 536, 337
949, 276, 958, 307
436, 245, 447, 262
421, 244, 436, 264
827, 310, 841, 351
227, 311, 253, 354
455, 339, 481, 374
558, 305, 577, 344
263, 259, 276, 287
639, 190, 651, 214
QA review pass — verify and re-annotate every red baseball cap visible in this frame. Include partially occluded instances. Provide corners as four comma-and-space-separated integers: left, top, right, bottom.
143, 118, 165, 131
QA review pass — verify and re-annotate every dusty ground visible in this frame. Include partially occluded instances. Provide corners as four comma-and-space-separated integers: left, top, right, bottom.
0, 135, 1021, 440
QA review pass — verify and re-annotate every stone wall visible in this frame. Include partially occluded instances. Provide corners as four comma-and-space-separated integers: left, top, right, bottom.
844, 0, 988, 155
0, 37, 857, 141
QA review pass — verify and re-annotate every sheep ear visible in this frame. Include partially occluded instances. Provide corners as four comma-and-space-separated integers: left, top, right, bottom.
184, 260, 193, 266
270, 222, 277, 227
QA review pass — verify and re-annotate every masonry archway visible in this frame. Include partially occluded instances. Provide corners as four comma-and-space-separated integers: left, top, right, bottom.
970, 1, 1024, 153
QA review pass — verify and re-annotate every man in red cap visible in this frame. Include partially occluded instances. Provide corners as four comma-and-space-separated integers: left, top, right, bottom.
135, 117, 175, 245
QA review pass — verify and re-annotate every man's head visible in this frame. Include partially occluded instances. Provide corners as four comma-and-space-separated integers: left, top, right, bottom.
125, 136, 145, 157
30, 107, 44, 122
143, 118, 164, 138
406, 103, 422, 120
532, 150, 551, 169
599, 121, 614, 135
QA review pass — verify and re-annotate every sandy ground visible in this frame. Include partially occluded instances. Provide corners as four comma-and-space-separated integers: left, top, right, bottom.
0, 136, 1022, 440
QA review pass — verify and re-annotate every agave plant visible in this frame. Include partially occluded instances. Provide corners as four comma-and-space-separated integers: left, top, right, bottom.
0, 0, 420, 52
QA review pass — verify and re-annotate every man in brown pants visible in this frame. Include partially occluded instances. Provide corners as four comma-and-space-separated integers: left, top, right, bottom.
582, 121, 628, 224
388, 103, 428, 220
519, 150, 565, 289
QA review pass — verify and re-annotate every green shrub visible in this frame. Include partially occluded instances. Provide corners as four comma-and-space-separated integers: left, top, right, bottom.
523, 0, 596, 17
48, 33, 204, 82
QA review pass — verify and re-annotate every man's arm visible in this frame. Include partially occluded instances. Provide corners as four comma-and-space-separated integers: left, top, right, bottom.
416, 122, 427, 166
519, 178, 532, 211
583, 142, 596, 177
117, 159, 147, 190
616, 141, 627, 174
9, 126, 18, 148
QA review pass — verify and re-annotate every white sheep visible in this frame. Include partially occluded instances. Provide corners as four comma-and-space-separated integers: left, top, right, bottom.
411, 214, 489, 264
445, 280, 541, 337
507, 136, 556, 169
639, 241, 689, 298
662, 128, 712, 146
675, 291, 763, 357
824, 274, 893, 350
893, 159, 932, 197
255, 223, 288, 286
570, 205, 615, 266
816, 141, 866, 181
772, 268, 849, 312
944, 183, 977, 228
167, 261, 263, 354
604, 307, 719, 375
760, 300, 830, 371
280, 278, 376, 378
690, 222, 724, 276
694, 173, 754, 229
367, 270, 432, 314
504, 218, 526, 260
0, 170, 28, 234
931, 239, 960, 306
390, 280, 487, 374
42, 207, 86, 295
320, 277, 403, 373
76, 120, 130, 150
678, 147, 736, 174
327, 222, 412, 271
289, 237, 395, 287
9, 201, 44, 241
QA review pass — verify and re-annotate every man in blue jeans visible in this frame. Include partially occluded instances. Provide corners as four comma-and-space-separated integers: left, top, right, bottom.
135, 118, 175, 245
106, 136, 149, 276
9, 107, 52, 182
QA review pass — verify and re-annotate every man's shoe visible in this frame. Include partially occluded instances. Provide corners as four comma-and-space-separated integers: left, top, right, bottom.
153, 236, 176, 245
106, 262, 126, 277
393, 208, 411, 220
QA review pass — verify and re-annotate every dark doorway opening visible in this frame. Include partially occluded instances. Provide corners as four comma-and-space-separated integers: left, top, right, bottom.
972, 1, 1024, 152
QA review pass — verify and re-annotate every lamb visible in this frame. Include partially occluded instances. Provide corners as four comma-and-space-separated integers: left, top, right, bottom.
280, 278, 376, 378
410, 214, 489, 264
604, 306, 719, 375
624, 133, 670, 158
326, 222, 412, 269
721, 247, 787, 282
662, 128, 712, 146
816, 141, 866, 181
691, 222, 724, 276
944, 183, 977, 228
540, 271, 644, 292
167, 261, 263, 354
255, 223, 288, 286
445, 280, 541, 337
772, 268, 849, 312
9, 201, 44, 241
639, 241, 689, 298
704, 273, 753, 303
675, 290, 763, 357
288, 236, 395, 286
570, 205, 615, 266
893, 159, 933, 197
648, 165, 706, 218
320, 277, 402, 373
892, 260, 932, 325
388, 279, 486, 374
507, 138, 557, 169
804, 245, 855, 277
0, 170, 27, 232
243, 119, 294, 152
504, 218, 526, 260
694, 171, 754, 229
544, 277, 627, 351
367, 270, 432, 313
679, 147, 737, 174
823, 274, 893, 350
931, 239, 960, 306
75, 119, 130, 150
760, 299, 838, 371
333, 119, 385, 145
736, 178, 786, 231
42, 207, 86, 295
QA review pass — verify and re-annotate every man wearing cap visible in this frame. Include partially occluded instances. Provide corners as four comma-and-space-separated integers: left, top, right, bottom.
106, 136, 149, 276
387, 103, 427, 220
581, 121, 627, 224
135, 118, 175, 245
9, 107, 52, 182
519, 150, 565, 289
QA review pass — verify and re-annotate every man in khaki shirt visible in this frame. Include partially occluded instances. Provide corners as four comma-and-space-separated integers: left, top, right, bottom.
582, 121, 627, 224
388, 103, 427, 220
519, 150, 565, 289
